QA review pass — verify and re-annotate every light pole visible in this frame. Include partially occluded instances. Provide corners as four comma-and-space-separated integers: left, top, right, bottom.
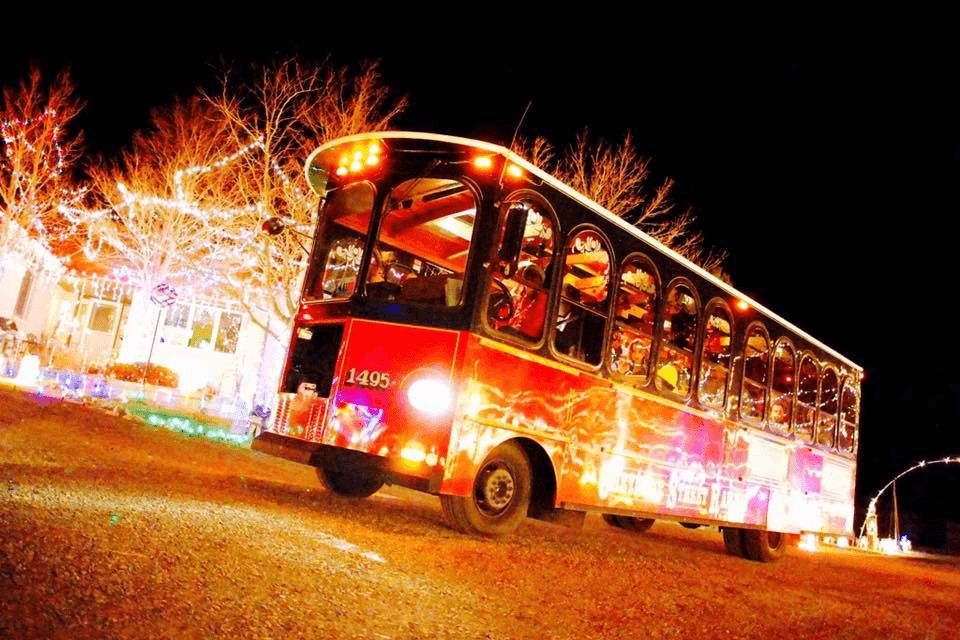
142, 284, 178, 388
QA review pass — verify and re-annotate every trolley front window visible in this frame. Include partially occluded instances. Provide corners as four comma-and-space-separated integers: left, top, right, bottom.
304, 182, 376, 301
365, 177, 478, 306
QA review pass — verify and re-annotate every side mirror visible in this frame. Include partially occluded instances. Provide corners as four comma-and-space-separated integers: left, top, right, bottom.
497, 204, 527, 276
261, 217, 312, 254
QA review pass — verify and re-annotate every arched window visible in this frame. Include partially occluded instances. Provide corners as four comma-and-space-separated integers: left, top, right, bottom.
698, 301, 732, 410
794, 355, 819, 444
816, 368, 840, 449
553, 228, 611, 365
609, 256, 658, 381
487, 197, 556, 341
769, 340, 795, 434
837, 378, 859, 454
740, 324, 769, 422
366, 177, 478, 305
307, 182, 375, 300
655, 282, 698, 396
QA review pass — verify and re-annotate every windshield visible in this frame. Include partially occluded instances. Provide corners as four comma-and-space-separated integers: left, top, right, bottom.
303, 182, 375, 301
364, 177, 477, 306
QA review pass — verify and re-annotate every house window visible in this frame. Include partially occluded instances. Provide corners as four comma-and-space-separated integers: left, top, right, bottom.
162, 304, 242, 353
215, 312, 243, 353
189, 308, 215, 349
13, 270, 33, 317
88, 303, 118, 333
162, 303, 191, 346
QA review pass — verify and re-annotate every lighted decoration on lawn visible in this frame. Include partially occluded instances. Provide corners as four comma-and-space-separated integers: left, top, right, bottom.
857, 456, 960, 552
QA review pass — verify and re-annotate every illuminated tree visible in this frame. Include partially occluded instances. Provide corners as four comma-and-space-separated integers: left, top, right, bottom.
200, 57, 408, 334
0, 65, 85, 268
79, 96, 239, 293
517, 130, 727, 276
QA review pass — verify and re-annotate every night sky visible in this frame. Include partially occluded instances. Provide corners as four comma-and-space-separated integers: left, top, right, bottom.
4, 18, 959, 535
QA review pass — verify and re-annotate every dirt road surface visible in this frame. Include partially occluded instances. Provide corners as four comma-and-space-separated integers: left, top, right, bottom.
2, 385, 958, 639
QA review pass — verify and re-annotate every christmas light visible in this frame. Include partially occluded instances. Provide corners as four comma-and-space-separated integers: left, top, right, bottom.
858, 456, 960, 550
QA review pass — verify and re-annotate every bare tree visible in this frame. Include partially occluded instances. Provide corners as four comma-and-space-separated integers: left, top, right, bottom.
78, 96, 237, 293
200, 57, 408, 334
516, 130, 727, 276
0, 65, 85, 266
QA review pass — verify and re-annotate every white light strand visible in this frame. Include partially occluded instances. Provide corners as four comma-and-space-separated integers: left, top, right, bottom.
858, 456, 960, 543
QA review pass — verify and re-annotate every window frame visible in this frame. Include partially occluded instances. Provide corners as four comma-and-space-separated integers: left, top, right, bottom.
739, 321, 771, 424
767, 338, 796, 435
550, 224, 614, 369
653, 278, 701, 399
482, 191, 559, 348
837, 376, 860, 455
815, 366, 841, 450
608, 252, 661, 385
793, 352, 820, 445
696, 298, 734, 411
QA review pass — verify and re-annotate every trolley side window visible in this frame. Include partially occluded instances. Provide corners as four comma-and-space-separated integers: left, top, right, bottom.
816, 368, 840, 448
554, 228, 611, 365
609, 256, 658, 380
769, 340, 796, 434
740, 324, 769, 422
487, 198, 556, 341
837, 379, 859, 454
655, 283, 698, 397
794, 355, 819, 444
698, 301, 732, 410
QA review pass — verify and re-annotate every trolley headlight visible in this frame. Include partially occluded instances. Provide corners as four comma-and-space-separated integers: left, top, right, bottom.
407, 377, 453, 415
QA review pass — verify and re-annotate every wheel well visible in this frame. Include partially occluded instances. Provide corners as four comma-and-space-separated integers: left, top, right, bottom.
512, 437, 557, 520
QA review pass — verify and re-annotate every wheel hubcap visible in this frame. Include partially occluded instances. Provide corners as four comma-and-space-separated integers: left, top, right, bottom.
476, 464, 515, 516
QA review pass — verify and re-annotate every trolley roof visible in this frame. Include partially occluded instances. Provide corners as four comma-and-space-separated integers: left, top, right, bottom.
306, 131, 861, 372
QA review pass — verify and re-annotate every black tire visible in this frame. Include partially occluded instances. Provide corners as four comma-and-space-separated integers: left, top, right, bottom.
680, 522, 702, 530
316, 464, 384, 498
602, 514, 654, 532
440, 441, 532, 536
742, 529, 787, 562
722, 527, 747, 557
625, 517, 655, 532
602, 514, 625, 529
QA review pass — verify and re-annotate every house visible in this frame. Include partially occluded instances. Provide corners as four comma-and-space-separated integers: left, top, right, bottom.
1, 231, 286, 418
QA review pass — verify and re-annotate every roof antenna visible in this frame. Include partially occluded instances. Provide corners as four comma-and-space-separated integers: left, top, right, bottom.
499, 101, 533, 185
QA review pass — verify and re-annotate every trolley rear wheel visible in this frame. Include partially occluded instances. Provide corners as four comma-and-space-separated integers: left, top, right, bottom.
722, 527, 747, 558
742, 529, 787, 562
602, 515, 655, 532
316, 464, 384, 498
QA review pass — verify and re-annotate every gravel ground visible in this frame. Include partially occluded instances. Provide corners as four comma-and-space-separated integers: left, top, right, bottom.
2, 384, 960, 639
